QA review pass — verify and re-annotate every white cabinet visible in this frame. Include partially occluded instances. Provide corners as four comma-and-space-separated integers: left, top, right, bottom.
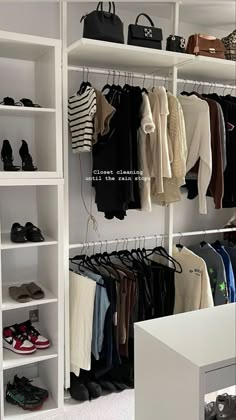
135, 304, 236, 420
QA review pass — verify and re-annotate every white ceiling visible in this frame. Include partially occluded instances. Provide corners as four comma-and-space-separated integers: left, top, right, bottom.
120, 2, 235, 29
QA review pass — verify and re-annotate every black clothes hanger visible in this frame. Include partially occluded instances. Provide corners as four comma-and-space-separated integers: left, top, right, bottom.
102, 70, 112, 94
144, 237, 182, 273
78, 68, 91, 95
200, 231, 207, 248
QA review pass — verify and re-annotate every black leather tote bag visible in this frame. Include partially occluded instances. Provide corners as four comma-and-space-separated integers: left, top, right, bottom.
128, 13, 163, 49
81, 2, 124, 44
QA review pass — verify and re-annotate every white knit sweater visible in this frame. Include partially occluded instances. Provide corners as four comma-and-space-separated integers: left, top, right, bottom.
178, 95, 212, 214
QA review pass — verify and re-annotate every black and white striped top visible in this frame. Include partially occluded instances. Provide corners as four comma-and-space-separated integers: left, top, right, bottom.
68, 86, 97, 153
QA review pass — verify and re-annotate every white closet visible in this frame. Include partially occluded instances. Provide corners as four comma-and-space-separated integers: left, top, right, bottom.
0, 1, 234, 418
0, 30, 64, 419
63, 1, 236, 390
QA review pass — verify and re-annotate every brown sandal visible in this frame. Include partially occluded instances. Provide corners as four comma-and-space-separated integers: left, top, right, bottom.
9, 285, 32, 303
22, 282, 45, 300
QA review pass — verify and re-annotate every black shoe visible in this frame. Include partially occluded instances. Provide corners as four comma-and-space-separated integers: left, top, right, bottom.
85, 381, 102, 399
1, 140, 20, 171
6, 382, 42, 411
25, 223, 44, 242
11, 223, 27, 243
13, 376, 49, 402
69, 373, 89, 401
111, 381, 129, 391
98, 379, 117, 392
19, 140, 37, 171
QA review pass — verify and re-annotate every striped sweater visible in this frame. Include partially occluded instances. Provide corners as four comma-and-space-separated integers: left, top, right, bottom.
68, 86, 96, 153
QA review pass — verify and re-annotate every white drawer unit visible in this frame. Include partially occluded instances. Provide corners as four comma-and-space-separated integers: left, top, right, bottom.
135, 304, 236, 420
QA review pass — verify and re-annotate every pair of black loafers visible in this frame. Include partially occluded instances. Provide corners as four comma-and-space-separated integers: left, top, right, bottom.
11, 222, 44, 243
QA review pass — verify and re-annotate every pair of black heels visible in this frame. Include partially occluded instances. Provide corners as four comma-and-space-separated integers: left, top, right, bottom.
1, 139, 37, 171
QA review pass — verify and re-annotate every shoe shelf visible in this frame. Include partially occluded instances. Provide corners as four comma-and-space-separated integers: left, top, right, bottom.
1, 234, 57, 250
4, 358, 60, 419
0, 30, 64, 420
0, 106, 56, 117
3, 347, 57, 371
0, 30, 62, 179
4, 380, 57, 420
2, 282, 57, 312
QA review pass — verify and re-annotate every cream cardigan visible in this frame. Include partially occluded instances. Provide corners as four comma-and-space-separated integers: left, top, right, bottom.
153, 93, 187, 205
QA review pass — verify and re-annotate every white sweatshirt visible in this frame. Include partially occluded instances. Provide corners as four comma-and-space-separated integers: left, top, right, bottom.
173, 246, 214, 314
70, 271, 96, 376
178, 95, 212, 214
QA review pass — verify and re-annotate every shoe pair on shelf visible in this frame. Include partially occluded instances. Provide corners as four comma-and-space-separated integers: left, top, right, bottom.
3, 320, 50, 354
0, 96, 41, 108
11, 222, 44, 243
6, 375, 48, 411
9, 282, 45, 303
205, 393, 236, 419
1, 139, 37, 171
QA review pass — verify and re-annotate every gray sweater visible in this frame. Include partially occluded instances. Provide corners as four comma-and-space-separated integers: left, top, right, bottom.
190, 243, 228, 305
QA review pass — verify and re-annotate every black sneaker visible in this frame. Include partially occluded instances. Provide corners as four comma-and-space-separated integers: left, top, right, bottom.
6, 382, 42, 411
205, 401, 217, 419
13, 375, 49, 402
216, 394, 236, 419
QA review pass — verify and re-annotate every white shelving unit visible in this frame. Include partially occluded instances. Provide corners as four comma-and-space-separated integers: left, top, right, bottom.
135, 304, 236, 420
62, 1, 236, 393
0, 30, 64, 420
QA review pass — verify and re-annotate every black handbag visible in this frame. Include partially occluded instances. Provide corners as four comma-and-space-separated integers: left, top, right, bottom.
128, 13, 163, 49
166, 35, 186, 53
81, 2, 124, 44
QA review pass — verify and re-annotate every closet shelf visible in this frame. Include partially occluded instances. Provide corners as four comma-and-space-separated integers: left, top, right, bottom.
68, 39, 236, 85
0, 172, 63, 181
1, 234, 57, 250
3, 347, 57, 370
0, 30, 60, 61
67, 38, 194, 74
0, 106, 56, 117
178, 55, 236, 84
0, 178, 64, 187
4, 377, 57, 419
2, 282, 57, 311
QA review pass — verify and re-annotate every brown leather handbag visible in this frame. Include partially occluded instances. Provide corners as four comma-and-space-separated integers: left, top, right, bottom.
186, 34, 225, 59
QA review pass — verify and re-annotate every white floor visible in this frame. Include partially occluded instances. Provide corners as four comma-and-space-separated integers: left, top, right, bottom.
51, 390, 134, 420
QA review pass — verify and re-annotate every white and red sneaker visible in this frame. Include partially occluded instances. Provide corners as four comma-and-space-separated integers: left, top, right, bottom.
3, 325, 36, 354
18, 320, 50, 350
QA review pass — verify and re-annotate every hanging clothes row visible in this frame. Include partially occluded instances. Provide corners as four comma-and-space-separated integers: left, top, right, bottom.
179, 87, 236, 212
68, 237, 222, 401
68, 72, 236, 219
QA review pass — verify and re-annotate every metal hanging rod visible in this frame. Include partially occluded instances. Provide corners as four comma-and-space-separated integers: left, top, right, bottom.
173, 228, 236, 238
69, 234, 165, 250
68, 65, 236, 90
177, 78, 236, 90
68, 66, 168, 83
69, 227, 236, 249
